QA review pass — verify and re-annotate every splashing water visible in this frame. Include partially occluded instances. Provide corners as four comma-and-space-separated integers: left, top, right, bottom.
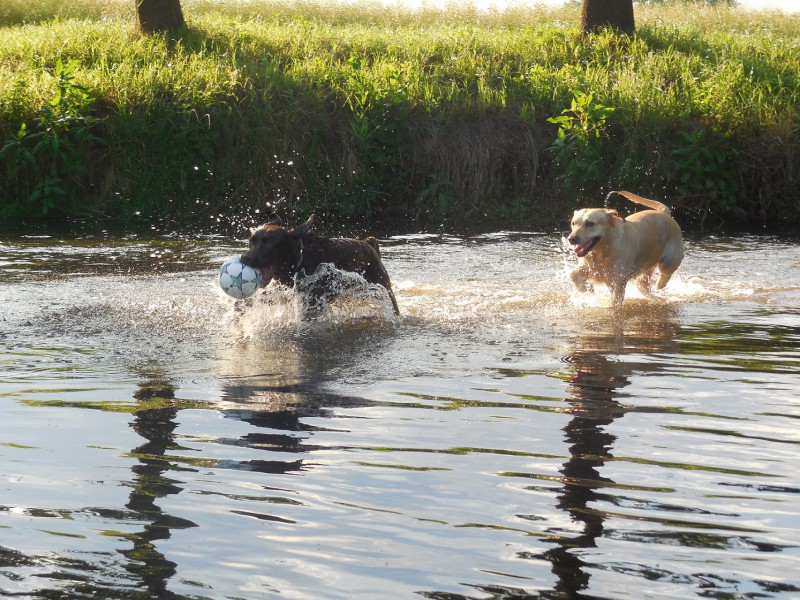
229, 263, 400, 339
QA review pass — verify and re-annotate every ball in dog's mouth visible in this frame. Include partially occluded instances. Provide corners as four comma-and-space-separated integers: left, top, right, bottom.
239, 254, 276, 286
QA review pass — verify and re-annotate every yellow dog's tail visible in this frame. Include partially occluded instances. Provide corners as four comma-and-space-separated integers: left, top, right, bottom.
607, 190, 671, 214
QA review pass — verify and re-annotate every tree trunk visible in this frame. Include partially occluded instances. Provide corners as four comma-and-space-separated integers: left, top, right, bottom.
581, 0, 635, 36
136, 0, 185, 34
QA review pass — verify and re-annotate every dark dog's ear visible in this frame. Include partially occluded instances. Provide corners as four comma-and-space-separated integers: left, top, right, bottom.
267, 213, 282, 226
606, 209, 625, 222
292, 214, 315, 236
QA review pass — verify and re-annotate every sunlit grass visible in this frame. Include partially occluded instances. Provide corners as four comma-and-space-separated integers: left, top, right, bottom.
1, 0, 798, 232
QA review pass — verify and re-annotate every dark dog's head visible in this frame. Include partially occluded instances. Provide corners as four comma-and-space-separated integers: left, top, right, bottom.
240, 213, 314, 285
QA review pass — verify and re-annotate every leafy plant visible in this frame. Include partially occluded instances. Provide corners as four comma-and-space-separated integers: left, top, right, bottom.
671, 128, 738, 215
339, 54, 411, 217
547, 91, 616, 194
0, 58, 105, 217
414, 173, 454, 225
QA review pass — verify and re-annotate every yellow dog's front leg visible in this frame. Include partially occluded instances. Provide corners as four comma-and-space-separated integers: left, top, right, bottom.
570, 267, 594, 294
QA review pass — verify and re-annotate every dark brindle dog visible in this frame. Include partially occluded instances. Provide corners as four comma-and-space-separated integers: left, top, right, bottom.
240, 214, 400, 315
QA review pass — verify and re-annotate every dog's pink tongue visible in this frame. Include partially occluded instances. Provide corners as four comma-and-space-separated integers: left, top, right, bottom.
573, 244, 587, 257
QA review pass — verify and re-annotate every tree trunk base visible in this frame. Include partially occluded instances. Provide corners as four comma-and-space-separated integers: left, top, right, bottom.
581, 0, 635, 36
137, 0, 186, 34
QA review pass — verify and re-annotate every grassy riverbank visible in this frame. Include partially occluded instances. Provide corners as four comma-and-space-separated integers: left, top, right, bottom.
1, 0, 799, 235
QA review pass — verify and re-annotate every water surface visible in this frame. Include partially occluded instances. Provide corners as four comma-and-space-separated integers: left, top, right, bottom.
1, 232, 799, 599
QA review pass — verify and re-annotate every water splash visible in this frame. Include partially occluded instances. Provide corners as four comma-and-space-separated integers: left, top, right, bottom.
232, 263, 400, 339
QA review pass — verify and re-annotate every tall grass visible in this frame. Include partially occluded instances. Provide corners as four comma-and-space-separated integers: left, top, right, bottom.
1, 0, 798, 233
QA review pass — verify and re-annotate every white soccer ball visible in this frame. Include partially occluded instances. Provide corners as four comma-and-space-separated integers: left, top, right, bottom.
219, 256, 262, 299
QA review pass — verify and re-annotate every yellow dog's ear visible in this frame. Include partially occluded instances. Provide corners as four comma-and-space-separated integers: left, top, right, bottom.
606, 209, 625, 222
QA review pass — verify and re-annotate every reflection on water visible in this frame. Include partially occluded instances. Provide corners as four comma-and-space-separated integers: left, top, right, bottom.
124, 375, 196, 598
0, 234, 799, 599
540, 308, 677, 597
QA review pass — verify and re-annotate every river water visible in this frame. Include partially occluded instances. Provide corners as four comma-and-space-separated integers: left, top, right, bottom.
0, 231, 799, 599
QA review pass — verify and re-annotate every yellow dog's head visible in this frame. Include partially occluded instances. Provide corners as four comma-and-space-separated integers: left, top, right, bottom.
567, 208, 624, 257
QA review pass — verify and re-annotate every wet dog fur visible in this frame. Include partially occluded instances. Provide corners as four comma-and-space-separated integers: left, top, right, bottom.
567, 191, 684, 305
240, 213, 400, 315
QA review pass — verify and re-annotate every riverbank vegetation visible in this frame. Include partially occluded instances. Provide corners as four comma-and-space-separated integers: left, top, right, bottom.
1, 0, 798, 234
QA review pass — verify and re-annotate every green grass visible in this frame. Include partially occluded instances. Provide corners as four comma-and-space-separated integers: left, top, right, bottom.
1, 0, 799, 234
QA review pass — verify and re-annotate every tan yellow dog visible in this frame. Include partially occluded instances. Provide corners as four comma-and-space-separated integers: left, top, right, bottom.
567, 191, 684, 305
